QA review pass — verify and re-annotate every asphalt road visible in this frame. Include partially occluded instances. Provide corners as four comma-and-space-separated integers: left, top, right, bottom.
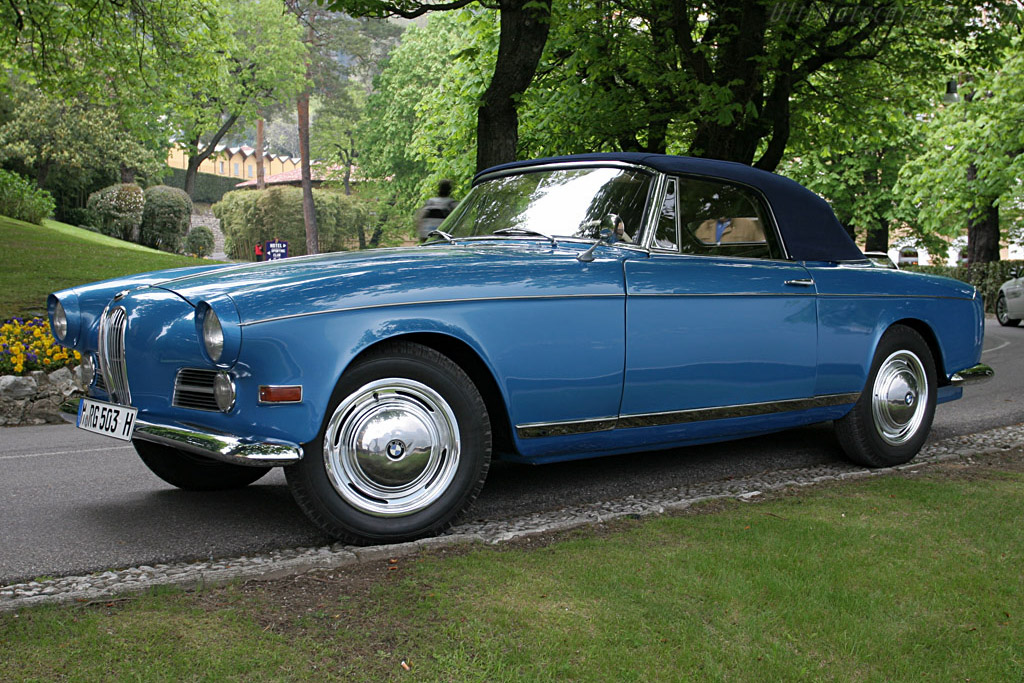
2, 318, 1021, 584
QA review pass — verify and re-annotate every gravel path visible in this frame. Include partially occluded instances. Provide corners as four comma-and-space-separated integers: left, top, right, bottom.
3, 423, 1022, 611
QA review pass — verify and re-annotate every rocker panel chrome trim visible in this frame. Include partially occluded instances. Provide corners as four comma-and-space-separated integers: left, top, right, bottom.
515, 392, 861, 439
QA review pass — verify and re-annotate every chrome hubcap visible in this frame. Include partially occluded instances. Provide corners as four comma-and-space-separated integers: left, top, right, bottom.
871, 350, 928, 446
998, 297, 1008, 322
324, 378, 460, 517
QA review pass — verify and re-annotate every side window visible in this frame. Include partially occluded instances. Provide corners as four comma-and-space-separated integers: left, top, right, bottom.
654, 178, 679, 251
674, 177, 780, 259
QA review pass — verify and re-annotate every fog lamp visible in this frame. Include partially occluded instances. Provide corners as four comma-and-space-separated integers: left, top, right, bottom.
79, 354, 96, 387
213, 372, 236, 412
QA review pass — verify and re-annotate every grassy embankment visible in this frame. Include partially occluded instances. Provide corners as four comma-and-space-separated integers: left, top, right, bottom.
2, 455, 1023, 680
0, 214, 218, 319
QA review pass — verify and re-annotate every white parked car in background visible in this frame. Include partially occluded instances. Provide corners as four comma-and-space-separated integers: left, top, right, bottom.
997, 270, 1024, 326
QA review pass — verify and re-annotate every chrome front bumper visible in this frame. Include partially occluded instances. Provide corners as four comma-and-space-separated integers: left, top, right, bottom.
60, 398, 303, 467
950, 363, 994, 387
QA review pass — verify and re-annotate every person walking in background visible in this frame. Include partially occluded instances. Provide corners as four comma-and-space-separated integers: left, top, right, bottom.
254, 241, 264, 262
416, 179, 458, 242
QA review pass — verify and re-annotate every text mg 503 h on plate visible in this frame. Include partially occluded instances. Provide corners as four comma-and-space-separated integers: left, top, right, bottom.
49, 153, 993, 545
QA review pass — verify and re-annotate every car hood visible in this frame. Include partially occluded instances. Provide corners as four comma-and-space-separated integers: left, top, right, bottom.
153, 242, 627, 325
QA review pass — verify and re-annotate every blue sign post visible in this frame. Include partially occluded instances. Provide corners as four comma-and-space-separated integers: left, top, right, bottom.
265, 240, 289, 260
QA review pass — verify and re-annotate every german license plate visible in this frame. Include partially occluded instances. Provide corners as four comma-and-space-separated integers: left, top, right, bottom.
76, 398, 138, 441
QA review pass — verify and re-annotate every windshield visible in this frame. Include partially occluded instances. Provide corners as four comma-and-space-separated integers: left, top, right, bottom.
443, 166, 654, 242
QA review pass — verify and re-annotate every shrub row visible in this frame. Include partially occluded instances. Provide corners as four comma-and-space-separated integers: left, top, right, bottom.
906, 260, 1024, 313
0, 169, 55, 225
84, 183, 194, 253
214, 187, 369, 259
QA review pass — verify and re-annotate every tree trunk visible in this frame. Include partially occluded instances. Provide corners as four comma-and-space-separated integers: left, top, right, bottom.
256, 118, 266, 190
967, 201, 1000, 264
966, 163, 1000, 264
865, 219, 889, 253
475, 0, 552, 172
297, 90, 319, 255
183, 114, 239, 199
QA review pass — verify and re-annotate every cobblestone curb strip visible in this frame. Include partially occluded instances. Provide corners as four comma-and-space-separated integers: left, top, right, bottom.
3, 423, 1023, 611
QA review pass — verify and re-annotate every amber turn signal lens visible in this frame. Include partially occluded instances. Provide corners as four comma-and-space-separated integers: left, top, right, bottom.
259, 385, 302, 403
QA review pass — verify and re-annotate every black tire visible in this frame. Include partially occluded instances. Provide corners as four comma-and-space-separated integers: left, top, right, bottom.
285, 341, 492, 545
134, 440, 271, 490
834, 325, 937, 468
996, 293, 1020, 327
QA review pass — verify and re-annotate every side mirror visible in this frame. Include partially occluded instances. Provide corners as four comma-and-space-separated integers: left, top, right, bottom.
578, 214, 622, 262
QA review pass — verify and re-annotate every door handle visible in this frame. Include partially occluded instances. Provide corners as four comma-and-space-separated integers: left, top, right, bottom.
784, 279, 815, 287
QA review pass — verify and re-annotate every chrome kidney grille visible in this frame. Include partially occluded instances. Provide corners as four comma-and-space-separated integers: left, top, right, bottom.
98, 305, 131, 405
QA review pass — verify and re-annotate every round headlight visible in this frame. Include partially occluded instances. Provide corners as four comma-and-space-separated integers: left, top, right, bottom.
202, 308, 224, 362
53, 301, 68, 341
213, 372, 236, 412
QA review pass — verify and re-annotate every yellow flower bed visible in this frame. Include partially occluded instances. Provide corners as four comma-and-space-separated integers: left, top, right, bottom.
1, 317, 81, 376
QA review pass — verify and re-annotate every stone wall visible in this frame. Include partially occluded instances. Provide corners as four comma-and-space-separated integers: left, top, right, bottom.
0, 367, 88, 426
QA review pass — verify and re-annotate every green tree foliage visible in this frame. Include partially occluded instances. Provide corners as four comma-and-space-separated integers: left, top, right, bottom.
0, 78, 167, 222
141, 186, 194, 252
526, 0, 979, 169
898, 30, 1024, 262
357, 13, 481, 235
0, 0, 227, 162
184, 225, 216, 258
86, 184, 145, 241
0, 168, 54, 224
779, 56, 933, 251
172, 0, 309, 197
213, 187, 371, 258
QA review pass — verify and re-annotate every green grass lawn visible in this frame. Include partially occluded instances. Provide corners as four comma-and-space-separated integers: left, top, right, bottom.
2, 454, 1022, 681
0, 215, 219, 319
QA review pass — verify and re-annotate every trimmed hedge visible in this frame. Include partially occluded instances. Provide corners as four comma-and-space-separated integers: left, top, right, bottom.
141, 185, 193, 252
0, 169, 55, 224
164, 167, 243, 204
214, 187, 369, 259
86, 183, 144, 241
906, 261, 1024, 314
183, 225, 215, 258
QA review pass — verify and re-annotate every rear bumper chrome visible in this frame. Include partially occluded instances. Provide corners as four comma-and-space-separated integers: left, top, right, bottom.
60, 398, 303, 466
950, 363, 994, 387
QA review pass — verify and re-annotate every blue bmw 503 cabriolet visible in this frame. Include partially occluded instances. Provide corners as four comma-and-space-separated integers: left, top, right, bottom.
49, 153, 992, 544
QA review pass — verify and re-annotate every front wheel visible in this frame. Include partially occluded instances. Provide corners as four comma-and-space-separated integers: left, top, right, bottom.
286, 341, 492, 545
134, 440, 271, 490
996, 293, 1020, 327
834, 326, 937, 468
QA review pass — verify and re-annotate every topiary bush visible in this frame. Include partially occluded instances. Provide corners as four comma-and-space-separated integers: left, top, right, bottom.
86, 183, 144, 242
183, 225, 215, 258
0, 169, 55, 225
141, 185, 193, 252
214, 187, 369, 260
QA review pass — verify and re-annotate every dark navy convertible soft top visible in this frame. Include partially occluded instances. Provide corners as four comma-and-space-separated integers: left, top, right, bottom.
478, 153, 865, 263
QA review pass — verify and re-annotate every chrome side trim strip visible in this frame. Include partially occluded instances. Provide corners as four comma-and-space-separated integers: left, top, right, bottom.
516, 417, 618, 439
616, 393, 861, 429
515, 392, 861, 439
242, 293, 624, 327
60, 399, 303, 466
949, 363, 994, 387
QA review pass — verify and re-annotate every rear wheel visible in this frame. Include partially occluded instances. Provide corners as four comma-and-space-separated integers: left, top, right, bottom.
134, 440, 271, 490
996, 293, 1020, 326
286, 341, 491, 545
835, 326, 936, 468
